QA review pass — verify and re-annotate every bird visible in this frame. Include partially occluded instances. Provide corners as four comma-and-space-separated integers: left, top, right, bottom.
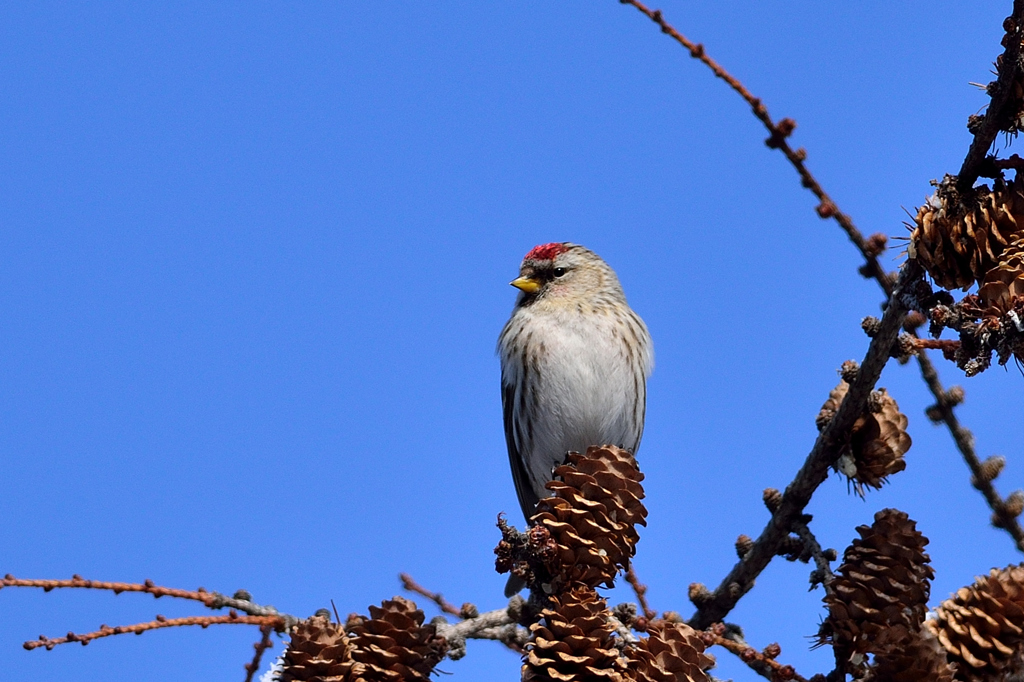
497, 242, 653, 594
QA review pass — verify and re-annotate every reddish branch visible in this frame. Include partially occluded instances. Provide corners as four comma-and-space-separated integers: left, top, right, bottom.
0, 574, 295, 625
617, 0, 1024, 560
2, 575, 211, 602
24, 612, 283, 651
244, 625, 276, 682
399, 573, 463, 618
625, 566, 656, 620
699, 624, 806, 682
618, 0, 891, 289
3, 573, 295, 669
913, 338, 961, 352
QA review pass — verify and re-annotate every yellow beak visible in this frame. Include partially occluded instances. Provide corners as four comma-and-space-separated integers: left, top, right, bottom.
510, 276, 542, 294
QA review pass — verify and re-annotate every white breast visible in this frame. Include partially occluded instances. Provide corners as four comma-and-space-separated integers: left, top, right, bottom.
501, 305, 652, 500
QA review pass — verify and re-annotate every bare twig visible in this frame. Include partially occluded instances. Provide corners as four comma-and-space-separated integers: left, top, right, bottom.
625, 566, 656, 620
618, 0, 891, 289
913, 338, 961, 352
617, 0, 1024, 558
399, 573, 463, 618
790, 519, 846, 681
244, 625, 275, 682
619, 0, 924, 628
24, 612, 284, 651
1, 575, 215, 603
906, 3, 1024, 554
917, 356, 1024, 551
700, 624, 808, 682
790, 519, 835, 590
688, 264, 920, 629
1, 575, 298, 630
957, 2, 1024, 192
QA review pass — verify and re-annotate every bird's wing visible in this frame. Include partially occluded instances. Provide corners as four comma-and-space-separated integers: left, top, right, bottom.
503, 381, 539, 521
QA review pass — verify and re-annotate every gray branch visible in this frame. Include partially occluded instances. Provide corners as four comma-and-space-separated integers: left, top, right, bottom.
688, 262, 920, 630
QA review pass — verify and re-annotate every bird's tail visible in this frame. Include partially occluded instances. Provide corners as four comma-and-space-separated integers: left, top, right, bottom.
504, 574, 526, 597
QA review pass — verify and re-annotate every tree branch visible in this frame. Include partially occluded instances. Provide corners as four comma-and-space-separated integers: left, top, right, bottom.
244, 625, 276, 682
688, 263, 920, 629
435, 607, 528, 658
617, 0, 891, 289
790, 518, 846, 681
917, 356, 1024, 551
400, 573, 464, 618
0, 574, 295, 626
790, 517, 835, 594
956, 2, 1024, 192
24, 613, 283, 651
700, 624, 808, 682
616, 0, 1024, 559
625, 566, 656, 620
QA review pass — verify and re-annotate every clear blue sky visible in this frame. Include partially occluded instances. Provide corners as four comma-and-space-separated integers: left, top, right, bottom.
0, 2, 1019, 680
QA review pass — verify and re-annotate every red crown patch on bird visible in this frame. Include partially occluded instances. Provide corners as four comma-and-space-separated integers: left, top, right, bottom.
524, 242, 569, 261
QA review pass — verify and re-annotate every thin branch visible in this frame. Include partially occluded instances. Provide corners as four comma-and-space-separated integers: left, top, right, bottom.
244, 625, 275, 682
399, 573, 463, 618
917, 355, 1024, 551
0, 575, 298, 629
956, 2, 1024, 192
688, 264, 920, 630
1, 575, 214, 602
617, 0, 1024, 558
700, 625, 808, 682
24, 612, 283, 651
790, 519, 845, 681
913, 338, 961, 352
618, 0, 891, 289
991, 153, 1024, 173
435, 606, 528, 657
900, 1, 1024, 555
790, 518, 835, 594
625, 566, 656, 620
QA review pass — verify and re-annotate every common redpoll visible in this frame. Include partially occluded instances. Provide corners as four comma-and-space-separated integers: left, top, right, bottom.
498, 241, 654, 524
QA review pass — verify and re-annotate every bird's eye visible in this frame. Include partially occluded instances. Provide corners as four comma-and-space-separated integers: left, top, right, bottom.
553, 267, 567, 278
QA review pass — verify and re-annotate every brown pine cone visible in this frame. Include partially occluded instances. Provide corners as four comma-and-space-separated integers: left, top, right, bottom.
528, 445, 647, 591
818, 382, 911, 494
819, 509, 933, 673
278, 615, 361, 682
978, 238, 1024, 309
626, 621, 714, 682
522, 586, 628, 682
926, 564, 1024, 682
865, 625, 956, 682
975, 236, 1024, 333
346, 597, 448, 682
909, 177, 1024, 291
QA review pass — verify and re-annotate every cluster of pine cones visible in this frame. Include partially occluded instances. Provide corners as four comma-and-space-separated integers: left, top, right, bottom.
821, 508, 1024, 682
276, 599, 448, 682
497, 445, 714, 682
271, 445, 1024, 681
271, 445, 715, 682
908, 175, 1024, 374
